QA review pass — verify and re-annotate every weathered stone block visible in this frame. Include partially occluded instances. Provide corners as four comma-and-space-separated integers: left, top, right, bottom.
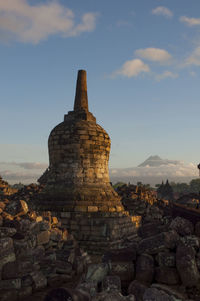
176, 244, 200, 287
138, 222, 164, 238
36, 216, 43, 222
60, 212, 71, 218
0, 253, 16, 271
110, 262, 134, 285
88, 206, 98, 212
103, 247, 136, 263
143, 288, 173, 301
137, 231, 179, 255
37, 230, 50, 245
0, 202, 6, 210
0, 237, 15, 270
102, 275, 121, 292
0, 227, 16, 238
31, 271, 47, 291
55, 260, 73, 274
17, 245, 45, 263
155, 267, 180, 285
136, 254, 154, 285
2, 260, 34, 279
151, 283, 186, 300
86, 263, 109, 283
75, 205, 87, 212
0, 289, 18, 301
179, 234, 199, 250
156, 252, 175, 267
195, 221, 200, 237
0, 278, 21, 290
18, 286, 32, 299
169, 216, 194, 236
50, 228, 63, 241
5, 199, 28, 216
128, 280, 148, 301
0, 237, 14, 258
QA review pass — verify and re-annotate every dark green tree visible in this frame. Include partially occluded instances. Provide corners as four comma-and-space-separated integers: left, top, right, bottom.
189, 178, 200, 193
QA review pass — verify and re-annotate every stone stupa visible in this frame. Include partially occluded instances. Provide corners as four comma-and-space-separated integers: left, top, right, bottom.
37, 70, 137, 253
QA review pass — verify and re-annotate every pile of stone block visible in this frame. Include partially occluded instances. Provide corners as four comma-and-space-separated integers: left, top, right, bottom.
0, 197, 90, 300
46, 214, 200, 300
0, 177, 17, 197
9, 183, 44, 208
116, 184, 158, 217
94, 216, 200, 300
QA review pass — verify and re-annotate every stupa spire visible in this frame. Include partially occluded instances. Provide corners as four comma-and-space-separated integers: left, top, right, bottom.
74, 70, 88, 112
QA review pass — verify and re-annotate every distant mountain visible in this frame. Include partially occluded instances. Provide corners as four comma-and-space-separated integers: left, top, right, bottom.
138, 155, 180, 167
110, 155, 198, 186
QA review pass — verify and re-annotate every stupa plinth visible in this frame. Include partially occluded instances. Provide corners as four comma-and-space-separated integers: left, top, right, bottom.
37, 70, 137, 253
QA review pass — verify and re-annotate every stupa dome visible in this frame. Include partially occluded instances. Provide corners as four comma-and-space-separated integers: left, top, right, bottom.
38, 70, 120, 206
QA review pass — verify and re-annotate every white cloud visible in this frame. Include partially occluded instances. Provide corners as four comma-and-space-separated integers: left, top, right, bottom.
184, 46, 200, 66
113, 59, 150, 78
180, 16, 200, 26
135, 48, 172, 63
0, 170, 40, 184
0, 0, 97, 44
110, 161, 198, 185
152, 6, 173, 18
0, 161, 48, 184
155, 71, 178, 81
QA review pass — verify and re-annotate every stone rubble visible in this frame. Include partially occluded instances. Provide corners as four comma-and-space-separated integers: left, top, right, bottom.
1, 179, 200, 300
0, 176, 17, 197
0, 195, 90, 300
75, 215, 200, 300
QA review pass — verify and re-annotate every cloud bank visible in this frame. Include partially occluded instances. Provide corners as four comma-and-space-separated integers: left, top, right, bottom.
110, 161, 198, 185
110, 162, 197, 178
1, 170, 41, 183
0, 161, 48, 184
0, 0, 97, 43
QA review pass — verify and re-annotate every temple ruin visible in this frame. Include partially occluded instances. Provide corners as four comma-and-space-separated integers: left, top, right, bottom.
37, 70, 136, 253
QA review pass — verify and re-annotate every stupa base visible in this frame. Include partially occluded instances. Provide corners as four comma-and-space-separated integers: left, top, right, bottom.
36, 204, 138, 254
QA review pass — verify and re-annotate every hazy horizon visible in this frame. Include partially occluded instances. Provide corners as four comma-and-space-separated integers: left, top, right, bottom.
1, 0, 200, 184
1, 154, 198, 186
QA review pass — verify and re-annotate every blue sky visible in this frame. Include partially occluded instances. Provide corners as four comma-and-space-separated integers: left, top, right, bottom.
1, 0, 200, 183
